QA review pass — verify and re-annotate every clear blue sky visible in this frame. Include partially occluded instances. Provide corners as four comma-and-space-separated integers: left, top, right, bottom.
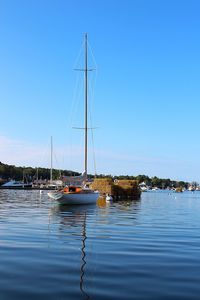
0, 0, 200, 181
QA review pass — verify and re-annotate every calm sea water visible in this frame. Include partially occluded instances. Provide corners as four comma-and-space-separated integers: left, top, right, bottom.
0, 190, 200, 299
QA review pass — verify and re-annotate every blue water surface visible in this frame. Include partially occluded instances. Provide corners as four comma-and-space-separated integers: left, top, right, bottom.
0, 189, 200, 299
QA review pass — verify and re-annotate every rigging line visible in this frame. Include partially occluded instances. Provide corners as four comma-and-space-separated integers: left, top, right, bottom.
64, 40, 84, 131
72, 38, 85, 70
71, 37, 91, 128
68, 37, 97, 175
67, 72, 79, 128
53, 151, 61, 176
40, 140, 51, 169
91, 124, 97, 176
88, 40, 98, 70
67, 38, 85, 135
88, 87, 97, 176
87, 65, 98, 176
68, 71, 83, 129
72, 73, 85, 127
88, 70, 98, 125
71, 77, 85, 173
88, 71, 98, 119
86, 39, 98, 117
64, 38, 87, 169
70, 73, 84, 171
67, 72, 83, 171
50, 141, 64, 177
87, 49, 98, 117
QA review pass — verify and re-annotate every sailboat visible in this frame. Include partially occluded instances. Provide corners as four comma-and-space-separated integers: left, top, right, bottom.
48, 33, 99, 205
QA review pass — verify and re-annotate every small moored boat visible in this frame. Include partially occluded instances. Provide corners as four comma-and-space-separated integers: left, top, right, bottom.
1, 180, 32, 189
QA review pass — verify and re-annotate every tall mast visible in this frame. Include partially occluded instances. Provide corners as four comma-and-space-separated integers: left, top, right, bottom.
84, 33, 88, 179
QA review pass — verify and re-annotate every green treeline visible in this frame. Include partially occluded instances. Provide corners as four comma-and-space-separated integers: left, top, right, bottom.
0, 162, 80, 183
0, 161, 193, 188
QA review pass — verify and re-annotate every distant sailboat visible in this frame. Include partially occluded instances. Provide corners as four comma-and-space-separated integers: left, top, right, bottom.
47, 136, 62, 189
48, 34, 99, 205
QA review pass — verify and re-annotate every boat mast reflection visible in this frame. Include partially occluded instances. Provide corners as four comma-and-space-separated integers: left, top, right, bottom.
80, 211, 90, 300
53, 205, 92, 300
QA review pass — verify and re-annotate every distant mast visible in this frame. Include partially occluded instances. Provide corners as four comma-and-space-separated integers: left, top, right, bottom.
50, 136, 53, 184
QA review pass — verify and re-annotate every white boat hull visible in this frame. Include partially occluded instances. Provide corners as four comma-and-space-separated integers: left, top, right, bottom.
1, 180, 32, 188
48, 190, 99, 205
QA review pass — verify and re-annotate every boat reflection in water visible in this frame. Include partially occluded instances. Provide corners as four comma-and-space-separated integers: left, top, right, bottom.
50, 204, 95, 300
49, 199, 141, 299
